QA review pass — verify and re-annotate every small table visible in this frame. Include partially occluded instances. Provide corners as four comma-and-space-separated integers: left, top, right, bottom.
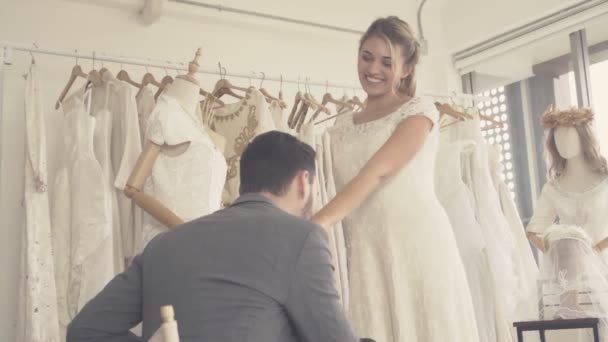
513, 318, 600, 342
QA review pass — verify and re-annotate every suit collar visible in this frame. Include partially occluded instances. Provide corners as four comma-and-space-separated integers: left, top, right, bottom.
231, 193, 275, 206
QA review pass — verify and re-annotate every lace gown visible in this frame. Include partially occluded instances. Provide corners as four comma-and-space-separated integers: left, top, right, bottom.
435, 140, 498, 342
16, 64, 60, 342
299, 123, 349, 311
487, 145, 539, 321
329, 97, 479, 342
210, 88, 274, 203
528, 178, 608, 340
50, 89, 115, 338
140, 95, 227, 250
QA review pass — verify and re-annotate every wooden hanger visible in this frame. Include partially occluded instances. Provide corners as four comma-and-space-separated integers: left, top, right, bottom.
258, 72, 287, 109
295, 98, 331, 129
117, 68, 142, 89
295, 102, 311, 132
55, 55, 89, 109
140, 72, 161, 89
349, 95, 364, 110
288, 91, 303, 129
154, 75, 173, 100
99, 65, 112, 80
480, 113, 504, 130
435, 102, 472, 121
310, 85, 354, 123
213, 78, 245, 99
314, 105, 354, 126
295, 78, 329, 125
154, 67, 174, 101
212, 64, 247, 99
304, 79, 330, 113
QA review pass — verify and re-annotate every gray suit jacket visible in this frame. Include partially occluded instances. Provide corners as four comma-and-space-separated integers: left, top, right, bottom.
66, 194, 357, 342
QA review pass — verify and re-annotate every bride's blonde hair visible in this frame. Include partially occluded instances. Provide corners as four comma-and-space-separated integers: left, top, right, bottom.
359, 16, 421, 97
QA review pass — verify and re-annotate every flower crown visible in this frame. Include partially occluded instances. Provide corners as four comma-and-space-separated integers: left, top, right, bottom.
541, 105, 594, 128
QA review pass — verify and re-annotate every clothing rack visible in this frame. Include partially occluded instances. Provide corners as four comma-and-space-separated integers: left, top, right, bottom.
0, 41, 491, 101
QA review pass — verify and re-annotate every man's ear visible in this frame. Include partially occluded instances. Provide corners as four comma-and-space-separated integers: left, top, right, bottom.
296, 170, 311, 198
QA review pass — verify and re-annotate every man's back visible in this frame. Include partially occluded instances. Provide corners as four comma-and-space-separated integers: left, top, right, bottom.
142, 194, 316, 341
67, 194, 356, 342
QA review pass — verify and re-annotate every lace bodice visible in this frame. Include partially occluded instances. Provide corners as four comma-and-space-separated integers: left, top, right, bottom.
210, 88, 273, 202
330, 96, 440, 201
141, 95, 227, 249
527, 178, 608, 243
328, 97, 479, 341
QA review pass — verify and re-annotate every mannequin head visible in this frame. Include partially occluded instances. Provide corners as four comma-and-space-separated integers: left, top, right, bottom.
554, 126, 582, 159
358, 16, 420, 99
546, 123, 608, 179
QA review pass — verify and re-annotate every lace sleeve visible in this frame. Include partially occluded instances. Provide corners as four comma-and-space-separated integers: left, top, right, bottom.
527, 183, 558, 234
145, 99, 193, 146
393, 96, 439, 128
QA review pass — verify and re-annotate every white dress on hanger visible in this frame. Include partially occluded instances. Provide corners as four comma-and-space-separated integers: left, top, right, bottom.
111, 79, 143, 265
210, 88, 274, 202
136, 84, 157, 147
269, 99, 290, 133
88, 76, 143, 266
140, 94, 227, 250
435, 140, 497, 342
329, 97, 479, 342
91, 82, 124, 273
449, 116, 520, 327
16, 64, 61, 342
322, 132, 350, 312
487, 145, 539, 321
299, 123, 349, 311
52, 89, 114, 327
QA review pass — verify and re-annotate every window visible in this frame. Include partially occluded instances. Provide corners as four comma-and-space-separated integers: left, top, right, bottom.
477, 86, 518, 200
590, 59, 608, 153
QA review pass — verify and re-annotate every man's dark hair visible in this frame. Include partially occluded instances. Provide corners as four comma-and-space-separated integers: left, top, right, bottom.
240, 131, 316, 196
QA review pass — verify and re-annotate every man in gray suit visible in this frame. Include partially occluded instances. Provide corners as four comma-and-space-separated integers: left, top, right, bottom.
67, 131, 359, 342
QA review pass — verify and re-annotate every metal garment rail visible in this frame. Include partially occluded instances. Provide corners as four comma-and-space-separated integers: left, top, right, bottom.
1, 42, 360, 89
170, 0, 365, 35
1, 42, 491, 100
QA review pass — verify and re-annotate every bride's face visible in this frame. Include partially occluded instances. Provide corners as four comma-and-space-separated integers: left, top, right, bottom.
358, 36, 408, 98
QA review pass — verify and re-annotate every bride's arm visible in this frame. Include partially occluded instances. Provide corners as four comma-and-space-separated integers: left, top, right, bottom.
312, 115, 432, 228
593, 237, 608, 252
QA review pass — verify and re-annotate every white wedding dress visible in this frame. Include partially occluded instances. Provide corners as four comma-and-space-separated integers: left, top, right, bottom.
329, 97, 479, 342
435, 140, 499, 342
17, 64, 61, 342
140, 94, 227, 250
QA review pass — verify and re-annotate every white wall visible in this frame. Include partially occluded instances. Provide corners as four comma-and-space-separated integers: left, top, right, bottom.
440, 0, 608, 86
440, 0, 576, 51
0, 0, 457, 340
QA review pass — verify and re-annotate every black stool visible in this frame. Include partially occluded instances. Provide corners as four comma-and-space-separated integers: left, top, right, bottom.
513, 318, 599, 342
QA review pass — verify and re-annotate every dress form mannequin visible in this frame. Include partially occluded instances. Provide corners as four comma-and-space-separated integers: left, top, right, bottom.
162, 56, 226, 153
124, 48, 223, 229
163, 77, 200, 117
527, 126, 607, 251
